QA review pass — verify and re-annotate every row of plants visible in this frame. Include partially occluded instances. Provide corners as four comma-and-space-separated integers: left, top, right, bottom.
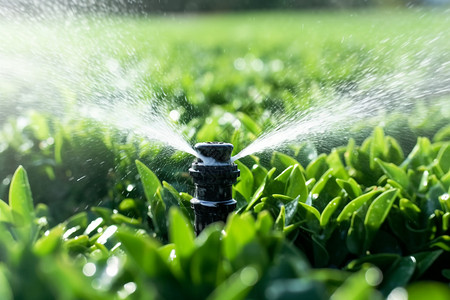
0, 125, 449, 299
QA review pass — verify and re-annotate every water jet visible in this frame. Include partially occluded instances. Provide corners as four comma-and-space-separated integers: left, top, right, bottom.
189, 142, 240, 235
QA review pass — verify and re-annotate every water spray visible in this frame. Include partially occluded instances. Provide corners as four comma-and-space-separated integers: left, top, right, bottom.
189, 142, 240, 235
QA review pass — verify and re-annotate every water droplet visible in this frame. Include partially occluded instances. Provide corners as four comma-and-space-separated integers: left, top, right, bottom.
234, 58, 246, 71
387, 287, 408, 300
83, 263, 96, 277
169, 110, 180, 122
365, 267, 382, 286
97, 225, 117, 244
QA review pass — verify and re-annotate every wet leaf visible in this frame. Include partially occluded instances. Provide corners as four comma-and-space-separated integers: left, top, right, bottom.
207, 266, 260, 300
271, 152, 303, 176
364, 189, 398, 248
234, 160, 254, 200
346, 212, 365, 255
370, 127, 387, 170
284, 196, 299, 225
275, 205, 285, 231
330, 268, 378, 300
326, 149, 349, 180
337, 189, 381, 222
34, 225, 64, 256
309, 168, 341, 212
0, 200, 12, 223
286, 164, 307, 203
320, 196, 342, 227
399, 198, 421, 227
436, 143, 450, 173
336, 177, 362, 200
306, 154, 328, 181
412, 250, 443, 280
169, 207, 195, 258
375, 158, 409, 190
380, 256, 416, 296
135, 160, 163, 207
427, 235, 450, 251
246, 168, 276, 211
9, 166, 35, 227
116, 228, 167, 277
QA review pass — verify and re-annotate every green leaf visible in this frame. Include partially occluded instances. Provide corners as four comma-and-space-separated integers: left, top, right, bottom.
286, 164, 307, 203
433, 125, 450, 142
275, 205, 285, 231
0, 200, 12, 223
136, 160, 166, 235
256, 211, 274, 234
309, 168, 341, 212
0, 265, 12, 300
443, 212, 450, 231
346, 212, 365, 255
294, 201, 320, 233
34, 225, 64, 256
271, 152, 303, 176
386, 136, 404, 165
236, 112, 262, 136
116, 228, 168, 277
9, 166, 35, 227
273, 165, 294, 187
427, 235, 450, 251
326, 149, 349, 179
64, 235, 90, 253
376, 158, 409, 190
399, 198, 421, 227
370, 127, 387, 169
191, 223, 223, 288
163, 181, 193, 221
234, 161, 254, 200
223, 213, 256, 262
380, 256, 416, 296
207, 266, 260, 300
331, 268, 378, 300
336, 178, 362, 200
284, 196, 299, 226
246, 168, 276, 211
437, 144, 450, 173
401, 137, 433, 169
320, 196, 342, 227
346, 253, 400, 271
412, 250, 443, 280
442, 269, 450, 280
169, 207, 195, 258
135, 160, 163, 207
337, 189, 381, 222
251, 164, 268, 190
306, 154, 328, 181
110, 213, 141, 225
364, 189, 398, 248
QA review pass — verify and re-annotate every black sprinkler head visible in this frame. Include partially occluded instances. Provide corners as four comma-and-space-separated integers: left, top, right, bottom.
195, 142, 234, 163
189, 142, 240, 235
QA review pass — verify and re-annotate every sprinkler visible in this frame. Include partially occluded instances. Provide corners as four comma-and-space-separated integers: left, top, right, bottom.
189, 142, 240, 235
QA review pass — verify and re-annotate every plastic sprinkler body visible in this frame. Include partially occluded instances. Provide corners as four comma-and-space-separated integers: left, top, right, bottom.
189, 142, 240, 235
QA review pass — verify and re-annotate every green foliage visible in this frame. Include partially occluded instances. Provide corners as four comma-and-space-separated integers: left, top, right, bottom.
0, 10, 449, 299
0, 126, 450, 299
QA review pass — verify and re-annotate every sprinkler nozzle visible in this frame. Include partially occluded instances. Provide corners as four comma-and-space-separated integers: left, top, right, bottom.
189, 142, 240, 235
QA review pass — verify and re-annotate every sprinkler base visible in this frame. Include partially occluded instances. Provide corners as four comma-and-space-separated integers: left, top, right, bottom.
190, 199, 236, 234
